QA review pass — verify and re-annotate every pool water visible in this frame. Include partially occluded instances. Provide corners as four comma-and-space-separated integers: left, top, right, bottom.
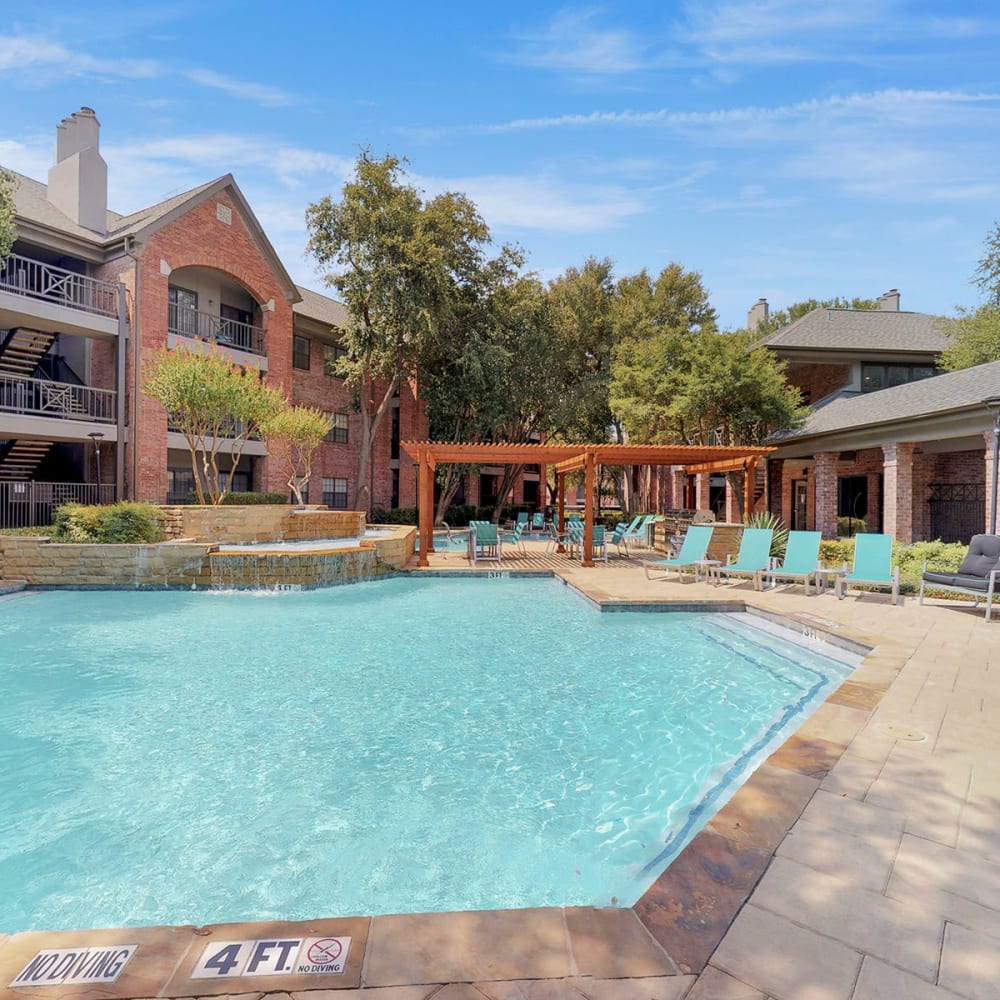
0, 578, 855, 933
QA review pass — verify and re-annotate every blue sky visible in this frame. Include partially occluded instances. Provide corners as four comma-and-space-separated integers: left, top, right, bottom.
2, 0, 999, 329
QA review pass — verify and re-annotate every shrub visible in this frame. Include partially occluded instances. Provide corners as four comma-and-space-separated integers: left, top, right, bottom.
184, 491, 288, 506
837, 516, 867, 537
370, 506, 418, 525
52, 501, 165, 543
744, 510, 789, 557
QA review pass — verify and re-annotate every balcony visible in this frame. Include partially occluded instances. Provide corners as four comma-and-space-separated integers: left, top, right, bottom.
0, 373, 117, 424
0, 253, 122, 338
168, 303, 266, 357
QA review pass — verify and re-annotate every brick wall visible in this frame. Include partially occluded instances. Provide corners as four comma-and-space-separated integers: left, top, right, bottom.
132, 188, 296, 501
787, 363, 853, 403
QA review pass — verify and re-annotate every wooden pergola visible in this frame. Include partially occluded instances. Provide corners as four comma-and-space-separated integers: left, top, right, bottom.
401, 441, 775, 567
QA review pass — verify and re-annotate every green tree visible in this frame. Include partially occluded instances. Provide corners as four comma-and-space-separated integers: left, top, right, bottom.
262, 406, 336, 506
973, 221, 1000, 305
609, 265, 806, 516
0, 167, 17, 265
305, 151, 497, 513
939, 304, 1000, 370
144, 347, 284, 504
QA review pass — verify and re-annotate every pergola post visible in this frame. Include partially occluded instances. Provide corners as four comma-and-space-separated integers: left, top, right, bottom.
417, 454, 434, 567
744, 457, 758, 520
557, 472, 566, 552
582, 451, 596, 567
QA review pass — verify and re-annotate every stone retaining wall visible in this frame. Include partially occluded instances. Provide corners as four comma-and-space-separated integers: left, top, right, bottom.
0, 525, 416, 589
0, 537, 213, 588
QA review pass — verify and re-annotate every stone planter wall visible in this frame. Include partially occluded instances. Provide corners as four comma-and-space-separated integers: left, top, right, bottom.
158, 505, 366, 543
0, 525, 415, 590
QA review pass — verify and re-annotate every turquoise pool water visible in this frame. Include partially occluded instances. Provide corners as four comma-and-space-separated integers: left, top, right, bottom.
0, 578, 855, 933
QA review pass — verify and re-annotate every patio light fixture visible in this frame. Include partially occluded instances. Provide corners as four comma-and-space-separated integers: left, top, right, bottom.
88, 431, 104, 493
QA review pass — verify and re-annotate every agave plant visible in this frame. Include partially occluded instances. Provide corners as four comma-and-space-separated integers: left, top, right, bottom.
743, 510, 789, 558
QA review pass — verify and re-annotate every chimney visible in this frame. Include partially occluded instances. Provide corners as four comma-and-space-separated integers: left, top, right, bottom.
877, 288, 900, 311
747, 297, 769, 331
46, 108, 108, 234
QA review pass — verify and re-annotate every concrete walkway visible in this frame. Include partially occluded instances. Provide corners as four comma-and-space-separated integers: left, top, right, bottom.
1, 551, 997, 999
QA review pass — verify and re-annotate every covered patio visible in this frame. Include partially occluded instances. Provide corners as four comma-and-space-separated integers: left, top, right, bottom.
401, 441, 774, 567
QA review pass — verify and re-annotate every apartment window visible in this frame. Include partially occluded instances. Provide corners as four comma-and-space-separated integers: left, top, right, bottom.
167, 467, 196, 503
861, 363, 935, 393
323, 343, 348, 376
323, 477, 349, 509
168, 285, 198, 336
325, 412, 349, 444
391, 404, 400, 460
293, 335, 311, 370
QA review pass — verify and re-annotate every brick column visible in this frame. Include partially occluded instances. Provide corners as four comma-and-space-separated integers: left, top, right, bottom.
986, 429, 1000, 535
694, 472, 710, 512
671, 467, 685, 509
882, 441, 917, 543
814, 452, 839, 538
725, 476, 741, 524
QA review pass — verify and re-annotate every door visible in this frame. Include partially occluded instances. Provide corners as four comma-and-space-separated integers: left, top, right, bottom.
792, 479, 808, 530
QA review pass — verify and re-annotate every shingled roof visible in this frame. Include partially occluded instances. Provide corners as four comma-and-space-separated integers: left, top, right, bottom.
292, 285, 350, 329
758, 307, 948, 355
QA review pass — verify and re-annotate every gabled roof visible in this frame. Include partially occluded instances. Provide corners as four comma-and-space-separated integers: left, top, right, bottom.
775, 360, 1000, 443
293, 285, 350, 329
757, 307, 947, 355
7, 167, 300, 303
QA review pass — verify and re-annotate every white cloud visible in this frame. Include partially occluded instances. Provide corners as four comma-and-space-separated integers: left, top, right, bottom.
502, 8, 648, 75
421, 172, 645, 233
185, 69, 297, 108
0, 34, 158, 78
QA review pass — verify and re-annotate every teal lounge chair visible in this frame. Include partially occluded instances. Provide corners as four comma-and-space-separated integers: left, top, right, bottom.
766, 530, 822, 594
530, 511, 545, 532
716, 528, 774, 590
624, 514, 657, 548
643, 524, 714, 581
836, 533, 900, 604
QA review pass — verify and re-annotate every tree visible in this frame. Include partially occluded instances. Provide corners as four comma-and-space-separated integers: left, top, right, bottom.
144, 347, 284, 504
305, 151, 497, 513
939, 304, 1000, 370
609, 265, 806, 516
262, 406, 336, 506
0, 167, 17, 265
973, 221, 1000, 305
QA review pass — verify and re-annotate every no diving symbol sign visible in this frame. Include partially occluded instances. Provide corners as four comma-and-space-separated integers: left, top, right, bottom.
301, 936, 346, 972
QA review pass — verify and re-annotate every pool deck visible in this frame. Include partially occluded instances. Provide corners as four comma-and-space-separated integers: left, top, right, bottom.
2, 544, 998, 999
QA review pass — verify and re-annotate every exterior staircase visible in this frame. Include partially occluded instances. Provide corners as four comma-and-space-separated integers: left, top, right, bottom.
0, 439, 55, 481
0, 328, 57, 377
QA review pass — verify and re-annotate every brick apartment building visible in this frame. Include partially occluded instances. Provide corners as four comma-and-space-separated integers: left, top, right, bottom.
0, 108, 438, 524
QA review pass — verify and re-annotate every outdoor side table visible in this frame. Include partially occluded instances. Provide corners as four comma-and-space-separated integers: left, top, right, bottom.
814, 567, 846, 593
694, 558, 721, 583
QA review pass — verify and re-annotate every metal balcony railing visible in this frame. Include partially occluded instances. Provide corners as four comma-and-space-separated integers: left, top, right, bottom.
0, 481, 115, 529
168, 303, 266, 356
0, 253, 119, 318
0, 373, 117, 423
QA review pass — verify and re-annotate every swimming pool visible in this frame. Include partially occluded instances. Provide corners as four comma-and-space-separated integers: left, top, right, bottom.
0, 577, 856, 933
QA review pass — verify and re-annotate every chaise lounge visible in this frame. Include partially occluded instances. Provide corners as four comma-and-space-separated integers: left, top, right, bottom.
919, 533, 1000, 621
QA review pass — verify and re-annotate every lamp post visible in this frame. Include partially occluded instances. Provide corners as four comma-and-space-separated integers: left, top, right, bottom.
983, 398, 1000, 535
88, 431, 104, 501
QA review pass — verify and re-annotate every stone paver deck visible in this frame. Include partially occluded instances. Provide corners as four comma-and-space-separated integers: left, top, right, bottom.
1, 544, 997, 999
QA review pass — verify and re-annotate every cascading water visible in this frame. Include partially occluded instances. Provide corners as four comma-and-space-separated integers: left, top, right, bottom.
207, 546, 380, 591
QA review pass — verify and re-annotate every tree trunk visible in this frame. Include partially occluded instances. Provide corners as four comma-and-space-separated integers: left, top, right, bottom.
351, 372, 400, 514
